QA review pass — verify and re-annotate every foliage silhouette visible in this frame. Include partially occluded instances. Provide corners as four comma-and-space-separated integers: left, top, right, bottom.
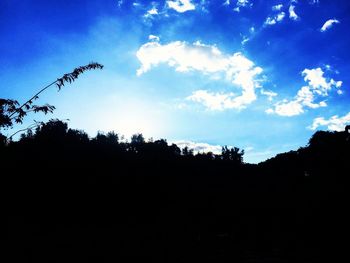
2, 120, 349, 263
0, 63, 103, 141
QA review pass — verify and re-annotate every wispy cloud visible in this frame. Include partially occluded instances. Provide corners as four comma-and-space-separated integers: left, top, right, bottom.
264, 12, 285, 26
136, 39, 263, 110
272, 4, 283, 11
241, 35, 250, 45
234, 0, 252, 12
289, 5, 299, 20
267, 67, 342, 116
166, 0, 195, 13
309, 113, 350, 131
264, 17, 276, 26
148, 34, 160, 41
320, 19, 340, 32
266, 86, 326, 117
223, 0, 230, 6
237, 0, 250, 6
117, 0, 123, 8
186, 90, 238, 111
260, 89, 278, 101
147, 7, 158, 15
144, 7, 159, 18
276, 12, 286, 21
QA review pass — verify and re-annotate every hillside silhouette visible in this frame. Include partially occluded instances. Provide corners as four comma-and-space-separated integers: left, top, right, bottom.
1, 119, 349, 262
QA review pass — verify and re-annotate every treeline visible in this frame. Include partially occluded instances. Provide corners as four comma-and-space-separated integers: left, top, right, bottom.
259, 127, 350, 179
1, 119, 244, 165
2, 120, 349, 263
2, 119, 350, 178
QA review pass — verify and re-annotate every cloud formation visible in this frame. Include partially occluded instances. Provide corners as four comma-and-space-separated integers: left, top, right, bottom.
186, 90, 238, 111
144, 6, 159, 18
148, 34, 160, 41
309, 113, 350, 131
173, 140, 223, 154
320, 19, 340, 32
289, 5, 299, 20
267, 68, 342, 116
260, 89, 278, 101
223, 0, 230, 6
166, 0, 195, 13
264, 12, 285, 26
233, 0, 252, 12
272, 4, 283, 11
136, 39, 263, 110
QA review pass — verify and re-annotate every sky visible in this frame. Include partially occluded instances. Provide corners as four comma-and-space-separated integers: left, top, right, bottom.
1, 0, 350, 163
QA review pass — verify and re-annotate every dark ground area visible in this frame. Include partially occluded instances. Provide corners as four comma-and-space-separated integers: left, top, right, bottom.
1, 121, 349, 262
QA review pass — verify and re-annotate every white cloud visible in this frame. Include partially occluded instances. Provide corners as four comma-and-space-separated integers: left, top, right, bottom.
136, 41, 228, 76
276, 12, 285, 21
223, 0, 230, 6
266, 99, 304, 116
302, 68, 333, 94
264, 12, 285, 26
148, 35, 160, 41
144, 7, 159, 18
136, 40, 263, 110
265, 17, 277, 25
187, 90, 239, 111
241, 35, 250, 45
320, 19, 340, 32
335, 81, 342, 88
272, 4, 283, 11
237, 0, 250, 7
173, 140, 223, 154
234, 0, 252, 12
147, 7, 158, 15
289, 5, 299, 20
117, 0, 123, 8
260, 89, 278, 101
309, 113, 350, 131
267, 67, 342, 116
167, 0, 195, 13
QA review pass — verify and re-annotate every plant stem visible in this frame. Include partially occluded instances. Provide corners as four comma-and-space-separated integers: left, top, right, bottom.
8, 80, 58, 118
7, 122, 42, 140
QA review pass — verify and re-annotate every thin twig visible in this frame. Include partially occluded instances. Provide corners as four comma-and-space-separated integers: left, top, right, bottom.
8, 80, 57, 119
8, 122, 42, 140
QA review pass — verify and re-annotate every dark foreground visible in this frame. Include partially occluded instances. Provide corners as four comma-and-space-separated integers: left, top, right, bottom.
2, 123, 349, 262
3, 162, 347, 263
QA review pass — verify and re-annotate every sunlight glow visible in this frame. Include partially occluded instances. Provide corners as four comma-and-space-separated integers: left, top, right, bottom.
107, 99, 168, 139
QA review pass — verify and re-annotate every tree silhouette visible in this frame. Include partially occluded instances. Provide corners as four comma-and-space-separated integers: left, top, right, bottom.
221, 146, 244, 164
130, 133, 146, 153
345, 125, 350, 134
2, 118, 349, 263
0, 62, 103, 141
182, 146, 194, 156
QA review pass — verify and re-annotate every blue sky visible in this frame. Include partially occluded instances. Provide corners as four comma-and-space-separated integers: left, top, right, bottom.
1, 0, 350, 163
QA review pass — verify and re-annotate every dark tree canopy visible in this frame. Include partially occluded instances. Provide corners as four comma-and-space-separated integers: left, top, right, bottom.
2, 119, 349, 263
